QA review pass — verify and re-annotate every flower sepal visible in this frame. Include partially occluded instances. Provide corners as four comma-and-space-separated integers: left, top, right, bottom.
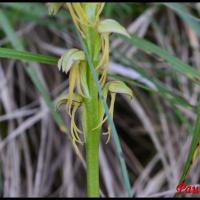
97, 19, 130, 38
58, 48, 85, 74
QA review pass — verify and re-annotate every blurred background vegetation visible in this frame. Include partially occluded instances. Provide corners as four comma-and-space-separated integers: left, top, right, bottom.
0, 2, 200, 197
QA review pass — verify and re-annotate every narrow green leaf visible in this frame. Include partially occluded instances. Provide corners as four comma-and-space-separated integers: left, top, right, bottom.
111, 50, 195, 110
0, 11, 67, 133
0, 4, 70, 32
116, 31, 200, 184
119, 35, 200, 81
26, 66, 68, 133
110, 74, 193, 135
164, 3, 200, 38
0, 2, 69, 18
4, 9, 67, 31
179, 102, 200, 182
0, 48, 58, 65
0, 3, 49, 17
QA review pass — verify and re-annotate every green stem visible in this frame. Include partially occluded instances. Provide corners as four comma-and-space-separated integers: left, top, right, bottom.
81, 26, 101, 197
83, 74, 101, 197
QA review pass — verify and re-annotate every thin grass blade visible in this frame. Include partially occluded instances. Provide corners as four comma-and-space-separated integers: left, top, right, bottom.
164, 3, 200, 38
179, 102, 200, 182
118, 34, 200, 81
0, 11, 67, 133
117, 32, 200, 184
0, 48, 58, 65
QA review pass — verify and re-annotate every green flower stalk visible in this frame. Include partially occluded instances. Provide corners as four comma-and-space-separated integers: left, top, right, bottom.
47, 3, 133, 197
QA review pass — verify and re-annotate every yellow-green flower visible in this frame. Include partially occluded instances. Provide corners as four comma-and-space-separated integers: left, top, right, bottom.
66, 3, 105, 37
48, 2, 133, 154
47, 3, 133, 197
95, 80, 133, 143
56, 93, 83, 156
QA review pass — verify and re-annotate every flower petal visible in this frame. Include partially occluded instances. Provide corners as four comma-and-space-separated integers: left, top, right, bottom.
108, 80, 133, 100
58, 48, 85, 74
97, 19, 130, 38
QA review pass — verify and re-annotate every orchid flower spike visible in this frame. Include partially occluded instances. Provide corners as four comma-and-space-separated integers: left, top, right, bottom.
47, 3, 133, 157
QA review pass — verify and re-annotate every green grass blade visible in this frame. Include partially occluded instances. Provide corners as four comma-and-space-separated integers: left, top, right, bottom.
117, 33, 200, 184
76, 30, 133, 197
0, 11, 67, 133
0, 12, 24, 50
26, 66, 67, 133
112, 73, 194, 110
109, 73, 193, 136
0, 3, 70, 32
5, 9, 66, 31
171, 103, 193, 134
111, 45, 194, 110
0, 3, 70, 18
111, 52, 194, 110
0, 3, 49, 17
0, 48, 58, 65
164, 3, 200, 38
119, 35, 200, 81
179, 102, 200, 183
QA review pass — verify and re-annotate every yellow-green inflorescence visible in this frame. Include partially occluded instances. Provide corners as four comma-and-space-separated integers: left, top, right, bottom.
47, 3, 133, 156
